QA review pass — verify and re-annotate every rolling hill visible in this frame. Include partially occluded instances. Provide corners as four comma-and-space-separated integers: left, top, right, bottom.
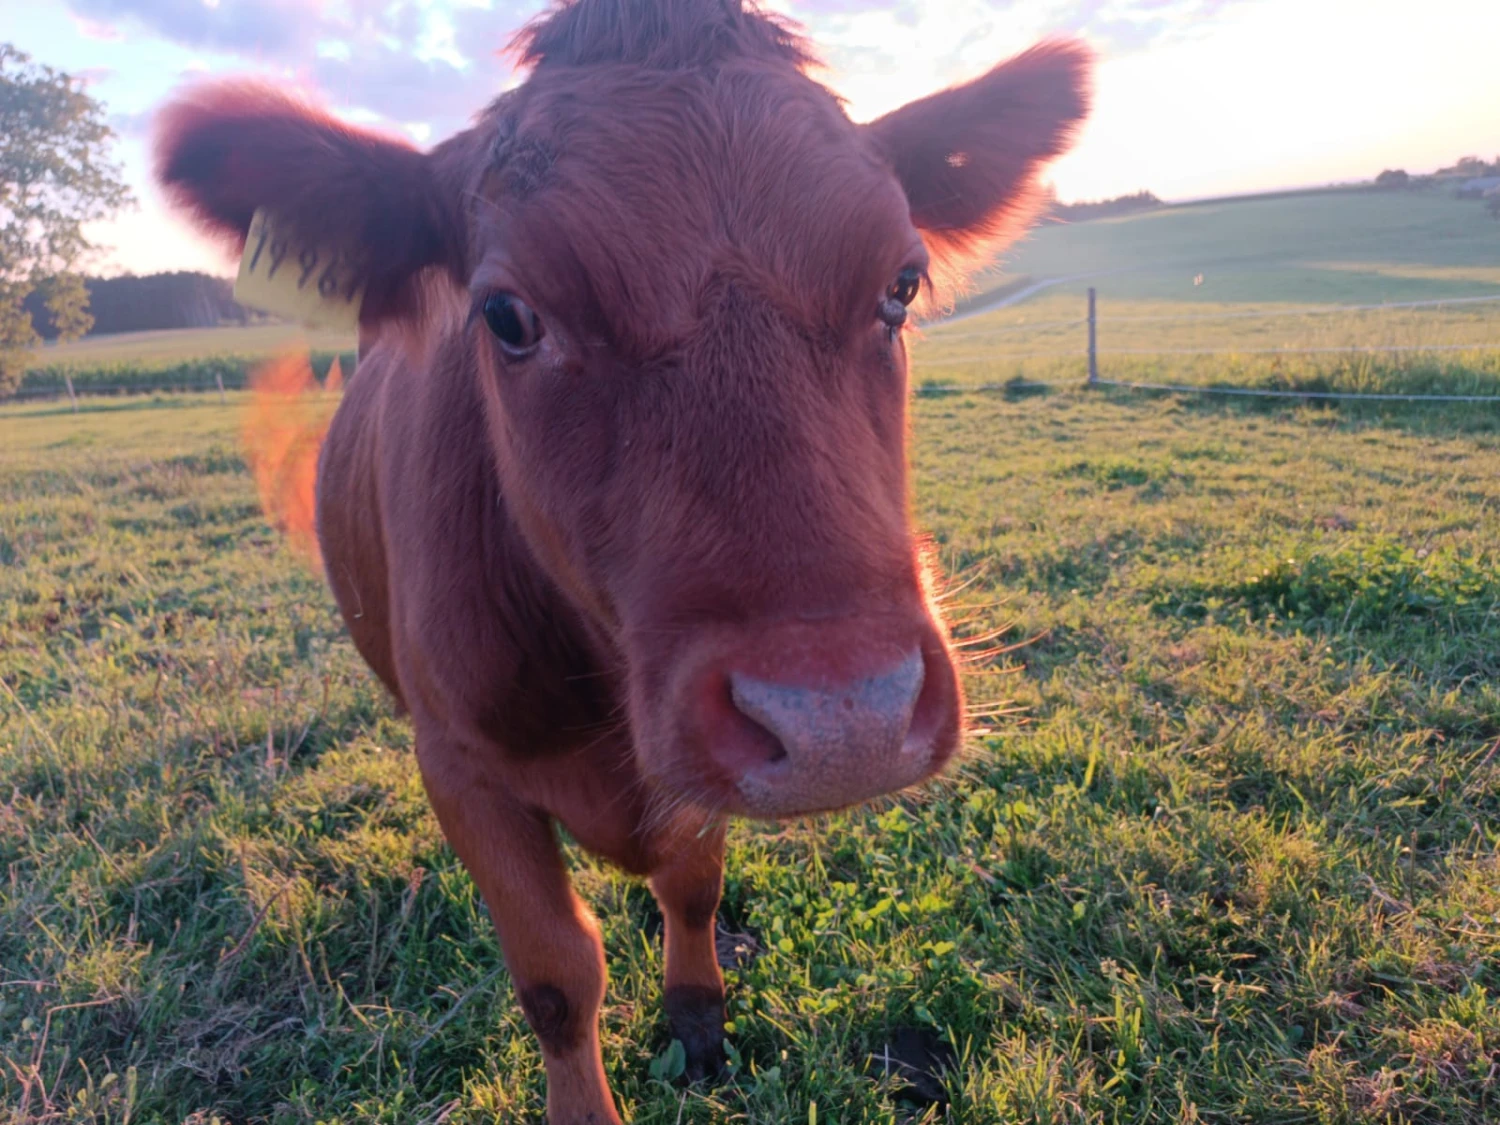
962, 187, 1500, 311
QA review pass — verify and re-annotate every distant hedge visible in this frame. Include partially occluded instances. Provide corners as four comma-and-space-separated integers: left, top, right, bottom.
12, 351, 356, 400
23, 272, 254, 339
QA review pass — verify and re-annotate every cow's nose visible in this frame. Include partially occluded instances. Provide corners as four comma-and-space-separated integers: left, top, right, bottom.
722, 649, 927, 813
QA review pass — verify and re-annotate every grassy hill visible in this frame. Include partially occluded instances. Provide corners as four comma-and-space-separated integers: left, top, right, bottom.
968, 188, 1500, 308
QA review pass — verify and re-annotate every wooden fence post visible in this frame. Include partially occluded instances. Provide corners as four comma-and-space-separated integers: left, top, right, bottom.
64, 372, 78, 412
1087, 287, 1099, 386
215, 371, 227, 405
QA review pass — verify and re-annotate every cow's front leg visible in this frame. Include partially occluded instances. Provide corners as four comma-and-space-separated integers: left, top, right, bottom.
416, 728, 620, 1125
650, 824, 727, 1082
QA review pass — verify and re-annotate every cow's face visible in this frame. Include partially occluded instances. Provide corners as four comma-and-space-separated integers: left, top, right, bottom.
155, 38, 1089, 820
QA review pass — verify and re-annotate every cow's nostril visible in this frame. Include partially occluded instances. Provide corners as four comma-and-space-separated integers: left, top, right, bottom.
709, 675, 789, 776
726, 649, 925, 773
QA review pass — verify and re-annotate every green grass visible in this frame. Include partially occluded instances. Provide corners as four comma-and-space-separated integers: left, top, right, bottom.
4, 381, 1499, 1124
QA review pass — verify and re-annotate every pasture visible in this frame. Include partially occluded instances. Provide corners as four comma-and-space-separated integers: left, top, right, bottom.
976, 189, 1500, 307
4, 376, 1499, 1123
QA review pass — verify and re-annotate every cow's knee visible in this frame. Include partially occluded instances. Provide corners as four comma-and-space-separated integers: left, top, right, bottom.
513, 912, 608, 1058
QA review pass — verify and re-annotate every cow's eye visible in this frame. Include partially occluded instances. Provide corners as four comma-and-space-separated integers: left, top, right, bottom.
878, 267, 923, 334
890, 267, 923, 307
482, 292, 544, 357
878, 266, 923, 334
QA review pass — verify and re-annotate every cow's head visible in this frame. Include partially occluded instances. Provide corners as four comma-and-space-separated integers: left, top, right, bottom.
156, 0, 1089, 821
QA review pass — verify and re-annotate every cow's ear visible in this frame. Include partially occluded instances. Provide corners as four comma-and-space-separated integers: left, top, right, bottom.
154, 82, 467, 324
865, 41, 1092, 286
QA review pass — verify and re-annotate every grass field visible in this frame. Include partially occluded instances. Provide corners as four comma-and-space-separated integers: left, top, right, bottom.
4, 380, 1499, 1123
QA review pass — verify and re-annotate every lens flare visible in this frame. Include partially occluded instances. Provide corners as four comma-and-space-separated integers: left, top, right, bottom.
242, 351, 341, 569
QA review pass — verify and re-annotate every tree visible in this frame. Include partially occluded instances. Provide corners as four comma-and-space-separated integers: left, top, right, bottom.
37, 272, 93, 340
0, 45, 131, 398
1375, 168, 1409, 189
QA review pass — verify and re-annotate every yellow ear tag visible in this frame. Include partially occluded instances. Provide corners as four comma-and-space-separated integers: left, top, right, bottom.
233, 208, 365, 332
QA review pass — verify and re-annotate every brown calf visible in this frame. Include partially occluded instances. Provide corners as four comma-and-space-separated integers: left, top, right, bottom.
155, 1, 1089, 1119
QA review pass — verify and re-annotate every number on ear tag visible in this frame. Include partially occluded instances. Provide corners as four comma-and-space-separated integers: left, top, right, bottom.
233, 209, 364, 332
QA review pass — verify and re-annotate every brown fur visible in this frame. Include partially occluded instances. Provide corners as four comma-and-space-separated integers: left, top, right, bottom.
155, 2, 1090, 1118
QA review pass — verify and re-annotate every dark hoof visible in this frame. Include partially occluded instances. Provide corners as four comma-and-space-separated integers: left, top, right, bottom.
663, 985, 726, 1082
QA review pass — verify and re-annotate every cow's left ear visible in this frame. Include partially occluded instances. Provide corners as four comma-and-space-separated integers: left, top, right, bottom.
865, 40, 1092, 281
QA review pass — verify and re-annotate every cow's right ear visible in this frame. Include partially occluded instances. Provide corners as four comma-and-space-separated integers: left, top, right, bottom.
155, 82, 467, 324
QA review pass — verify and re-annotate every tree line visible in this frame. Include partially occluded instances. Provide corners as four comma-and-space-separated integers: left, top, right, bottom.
1047, 190, 1163, 223
1376, 157, 1500, 220
23, 272, 253, 339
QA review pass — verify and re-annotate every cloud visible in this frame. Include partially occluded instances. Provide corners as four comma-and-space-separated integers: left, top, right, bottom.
311, 45, 502, 137
313, 4, 535, 134
70, 14, 126, 41
68, 0, 319, 57
1042, 0, 1261, 54
785, 0, 923, 22
63, 0, 534, 138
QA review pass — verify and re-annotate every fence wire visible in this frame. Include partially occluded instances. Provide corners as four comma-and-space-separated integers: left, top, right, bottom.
1091, 379, 1500, 403
908, 378, 1500, 403
1090, 292, 1500, 324
909, 286, 1500, 403
1098, 342, 1500, 357
914, 342, 1500, 366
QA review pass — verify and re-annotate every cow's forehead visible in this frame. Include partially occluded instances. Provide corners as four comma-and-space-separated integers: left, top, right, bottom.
474, 64, 919, 351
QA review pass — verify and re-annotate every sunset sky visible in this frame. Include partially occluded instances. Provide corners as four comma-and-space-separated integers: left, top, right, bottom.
5, 0, 1498, 277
